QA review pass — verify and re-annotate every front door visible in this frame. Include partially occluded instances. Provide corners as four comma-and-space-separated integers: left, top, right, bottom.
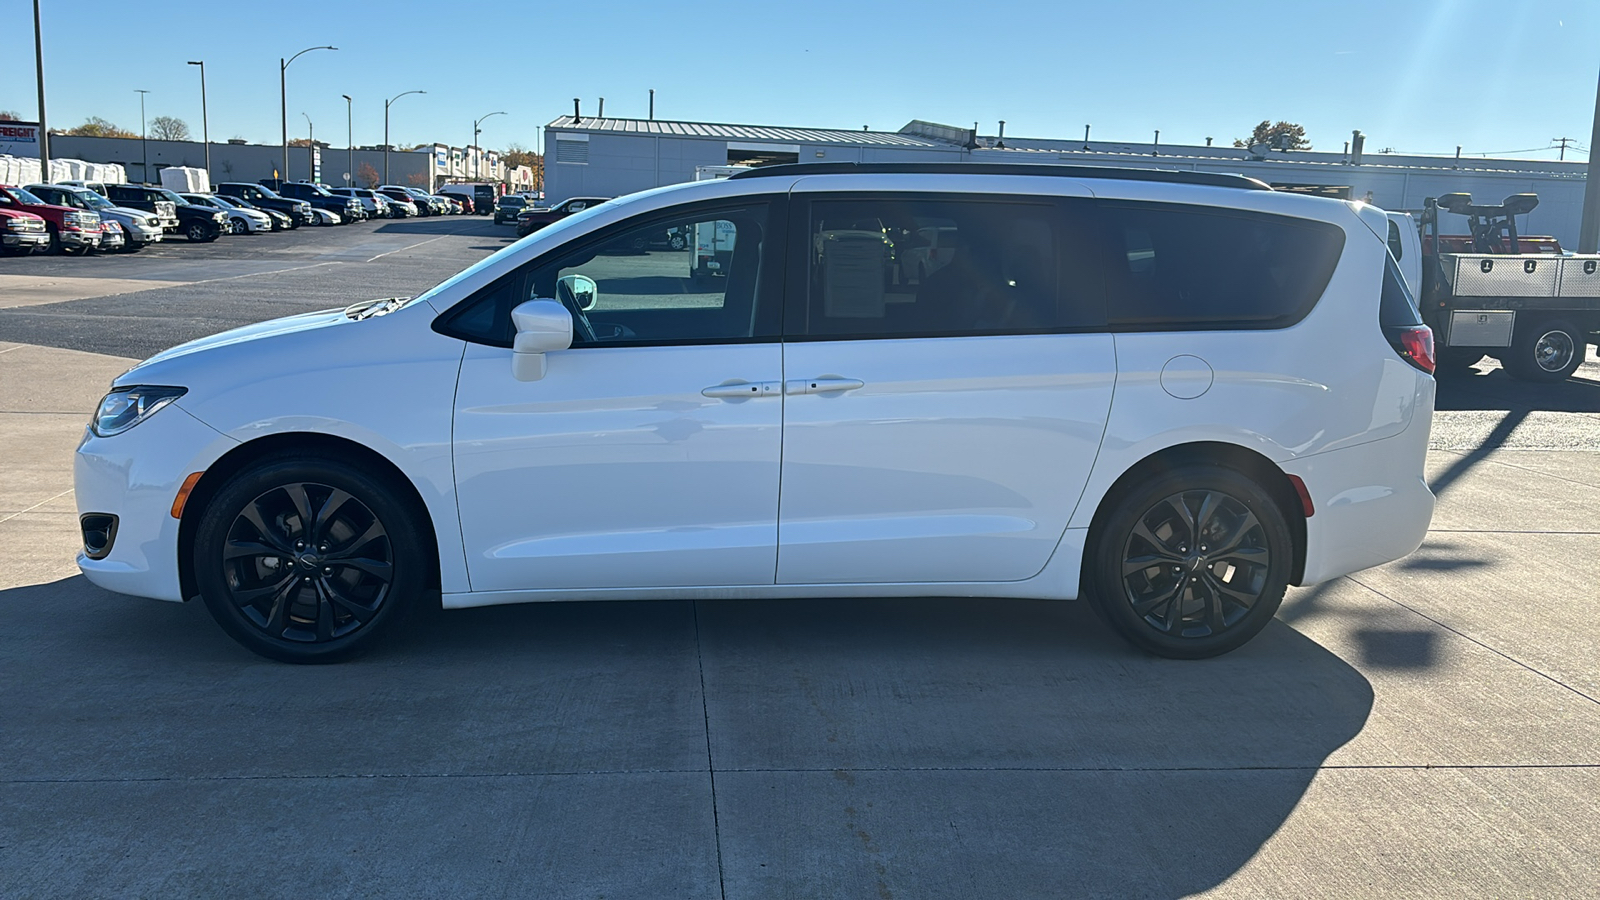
776, 189, 1115, 585
451, 198, 786, 592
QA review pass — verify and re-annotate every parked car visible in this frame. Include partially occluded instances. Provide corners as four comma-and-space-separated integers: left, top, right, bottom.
375, 190, 418, 217
182, 194, 272, 235
150, 188, 228, 242
493, 194, 530, 225
381, 186, 447, 216
70, 163, 1437, 664
223, 195, 292, 231
441, 196, 464, 214
439, 183, 496, 215
0, 204, 49, 255
26, 183, 164, 252
0, 184, 100, 253
215, 183, 310, 228
446, 193, 473, 214
310, 208, 343, 226
96, 219, 126, 252
57, 180, 110, 197
103, 184, 179, 232
263, 181, 363, 224
514, 196, 608, 237
376, 187, 429, 217
329, 188, 388, 218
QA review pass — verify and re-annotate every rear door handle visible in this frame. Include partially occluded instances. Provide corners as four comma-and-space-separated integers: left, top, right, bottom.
701, 380, 780, 399
785, 377, 866, 395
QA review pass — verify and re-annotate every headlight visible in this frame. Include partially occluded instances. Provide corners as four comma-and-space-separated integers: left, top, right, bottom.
91, 386, 187, 437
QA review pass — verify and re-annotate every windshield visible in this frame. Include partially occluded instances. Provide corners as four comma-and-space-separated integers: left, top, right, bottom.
305, 184, 334, 196
79, 192, 113, 210
154, 189, 187, 205
210, 195, 239, 208
9, 188, 46, 205
500, 196, 525, 206
253, 185, 283, 199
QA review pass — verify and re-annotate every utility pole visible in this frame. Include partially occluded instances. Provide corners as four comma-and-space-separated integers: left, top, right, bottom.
33, 0, 49, 178
135, 89, 150, 183
1553, 137, 1576, 161
187, 61, 208, 180
303, 112, 314, 183
1581, 66, 1600, 253
649, 89, 654, 120
473, 111, 506, 182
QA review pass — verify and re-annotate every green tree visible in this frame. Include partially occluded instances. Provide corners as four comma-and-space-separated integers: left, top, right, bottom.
501, 143, 543, 189
1233, 120, 1310, 151
63, 117, 139, 139
149, 115, 191, 141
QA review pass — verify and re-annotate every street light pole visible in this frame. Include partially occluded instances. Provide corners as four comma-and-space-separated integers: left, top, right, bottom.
472, 111, 506, 182
135, 89, 149, 183
280, 45, 336, 182
32, 0, 49, 178
187, 61, 208, 181
384, 89, 425, 185
302, 112, 314, 182
342, 94, 352, 186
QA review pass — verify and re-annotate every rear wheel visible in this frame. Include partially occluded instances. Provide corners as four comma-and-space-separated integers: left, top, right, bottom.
1087, 466, 1291, 659
1504, 319, 1584, 383
194, 455, 425, 663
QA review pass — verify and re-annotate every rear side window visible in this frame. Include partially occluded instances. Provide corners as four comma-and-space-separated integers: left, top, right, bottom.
1099, 203, 1345, 330
790, 195, 1104, 339
1380, 252, 1422, 327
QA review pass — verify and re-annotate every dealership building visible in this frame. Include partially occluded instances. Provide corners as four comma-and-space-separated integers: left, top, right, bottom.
544, 116, 1591, 244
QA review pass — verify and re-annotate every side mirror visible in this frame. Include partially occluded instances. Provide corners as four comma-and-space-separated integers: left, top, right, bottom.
510, 298, 573, 382
557, 274, 598, 311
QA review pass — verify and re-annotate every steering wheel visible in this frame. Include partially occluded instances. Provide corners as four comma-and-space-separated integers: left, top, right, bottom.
554, 279, 598, 344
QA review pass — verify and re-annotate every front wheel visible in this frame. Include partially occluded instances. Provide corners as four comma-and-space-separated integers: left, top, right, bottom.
186, 221, 216, 242
1503, 319, 1585, 383
1087, 466, 1292, 659
193, 455, 425, 663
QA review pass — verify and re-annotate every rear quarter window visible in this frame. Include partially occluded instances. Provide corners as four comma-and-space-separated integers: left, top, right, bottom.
1099, 202, 1346, 330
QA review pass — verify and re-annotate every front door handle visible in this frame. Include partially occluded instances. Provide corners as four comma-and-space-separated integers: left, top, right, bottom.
701, 380, 780, 399
786, 377, 866, 395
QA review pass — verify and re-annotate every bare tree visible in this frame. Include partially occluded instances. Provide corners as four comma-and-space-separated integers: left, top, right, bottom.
149, 116, 192, 141
357, 162, 381, 189
0, 110, 23, 122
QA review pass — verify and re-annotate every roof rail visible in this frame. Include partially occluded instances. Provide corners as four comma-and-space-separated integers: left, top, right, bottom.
727, 161, 1272, 191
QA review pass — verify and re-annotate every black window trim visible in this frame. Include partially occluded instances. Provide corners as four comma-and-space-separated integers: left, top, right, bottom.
432, 194, 789, 349
782, 190, 1109, 343
1094, 199, 1348, 334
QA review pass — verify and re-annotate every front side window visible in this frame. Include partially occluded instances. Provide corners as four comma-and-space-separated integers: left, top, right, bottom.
436, 200, 779, 348
1099, 202, 1346, 330
791, 195, 1100, 339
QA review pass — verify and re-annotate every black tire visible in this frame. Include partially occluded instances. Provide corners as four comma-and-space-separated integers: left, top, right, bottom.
1087, 465, 1292, 659
186, 221, 215, 242
1503, 319, 1585, 383
45, 227, 63, 254
668, 233, 687, 251
193, 454, 425, 663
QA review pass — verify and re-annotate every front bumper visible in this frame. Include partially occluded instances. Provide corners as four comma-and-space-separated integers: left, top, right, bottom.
2, 232, 49, 249
59, 229, 100, 249
129, 224, 164, 244
75, 404, 239, 602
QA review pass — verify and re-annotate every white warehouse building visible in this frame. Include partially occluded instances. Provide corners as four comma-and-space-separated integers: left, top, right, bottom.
544, 116, 1590, 245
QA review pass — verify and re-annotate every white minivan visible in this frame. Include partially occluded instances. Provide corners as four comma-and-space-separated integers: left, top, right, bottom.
74, 163, 1437, 663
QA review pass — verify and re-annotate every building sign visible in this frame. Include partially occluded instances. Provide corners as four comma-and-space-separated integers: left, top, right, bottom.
0, 122, 42, 157
312, 146, 322, 183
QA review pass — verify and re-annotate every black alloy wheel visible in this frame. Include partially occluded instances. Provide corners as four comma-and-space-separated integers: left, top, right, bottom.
1089, 466, 1290, 659
195, 456, 423, 663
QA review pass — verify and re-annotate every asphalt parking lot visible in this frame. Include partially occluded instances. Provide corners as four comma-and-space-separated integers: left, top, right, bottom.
2, 219, 1599, 898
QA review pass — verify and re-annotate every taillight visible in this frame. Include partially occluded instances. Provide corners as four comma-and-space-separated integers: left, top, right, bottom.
1393, 325, 1435, 374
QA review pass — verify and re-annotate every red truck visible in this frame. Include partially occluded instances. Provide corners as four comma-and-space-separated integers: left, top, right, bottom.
0, 185, 101, 254
0, 201, 49, 255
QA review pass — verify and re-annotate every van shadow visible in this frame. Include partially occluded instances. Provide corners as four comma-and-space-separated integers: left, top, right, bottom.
3, 577, 1372, 898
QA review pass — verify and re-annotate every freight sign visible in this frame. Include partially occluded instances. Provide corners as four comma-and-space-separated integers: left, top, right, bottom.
0, 122, 42, 156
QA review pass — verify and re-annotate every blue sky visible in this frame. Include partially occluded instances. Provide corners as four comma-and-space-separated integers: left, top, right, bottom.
2, 0, 1596, 159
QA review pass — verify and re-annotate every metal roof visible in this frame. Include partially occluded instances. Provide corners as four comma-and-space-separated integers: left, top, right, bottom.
544, 117, 949, 148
